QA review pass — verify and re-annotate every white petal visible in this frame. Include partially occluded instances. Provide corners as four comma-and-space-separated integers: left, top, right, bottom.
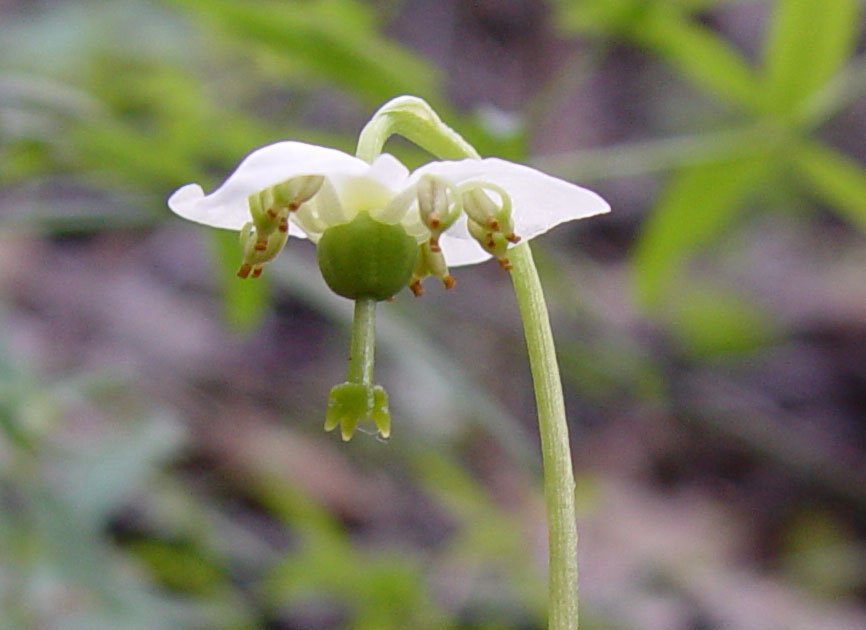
330, 153, 410, 220
167, 141, 370, 230
413, 158, 610, 254
366, 153, 411, 192
438, 223, 494, 266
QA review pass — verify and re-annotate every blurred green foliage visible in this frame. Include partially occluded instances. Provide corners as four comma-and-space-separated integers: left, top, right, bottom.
553, 0, 866, 349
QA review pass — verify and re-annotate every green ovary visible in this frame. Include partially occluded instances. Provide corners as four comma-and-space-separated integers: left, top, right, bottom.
316, 212, 418, 301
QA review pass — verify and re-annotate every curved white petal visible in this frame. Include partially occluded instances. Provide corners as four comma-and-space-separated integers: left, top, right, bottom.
167, 141, 370, 230
365, 153, 411, 192
330, 154, 411, 220
438, 225, 494, 266
413, 158, 610, 248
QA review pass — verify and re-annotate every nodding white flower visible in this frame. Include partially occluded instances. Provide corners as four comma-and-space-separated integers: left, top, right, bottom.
168, 141, 609, 298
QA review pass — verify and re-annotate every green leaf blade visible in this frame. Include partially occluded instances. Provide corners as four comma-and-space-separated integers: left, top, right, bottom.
793, 140, 866, 232
167, 0, 441, 107
552, 1, 762, 111
636, 6, 762, 111
762, 0, 860, 115
633, 152, 773, 306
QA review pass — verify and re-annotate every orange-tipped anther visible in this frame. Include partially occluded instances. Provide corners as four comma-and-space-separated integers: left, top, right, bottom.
488, 219, 500, 231
497, 257, 512, 271
254, 238, 267, 252
266, 208, 277, 219
237, 263, 252, 279
442, 275, 456, 289
409, 280, 424, 297
251, 265, 263, 278
506, 233, 521, 244
429, 212, 441, 229
279, 216, 289, 233
428, 237, 441, 253
288, 201, 300, 211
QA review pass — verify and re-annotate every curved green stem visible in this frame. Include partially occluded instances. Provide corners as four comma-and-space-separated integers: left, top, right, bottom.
508, 242, 578, 630
347, 298, 376, 387
357, 96, 579, 629
356, 96, 480, 162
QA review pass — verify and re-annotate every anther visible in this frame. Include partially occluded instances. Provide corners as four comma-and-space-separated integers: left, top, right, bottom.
254, 238, 267, 251
417, 175, 459, 243
506, 233, 521, 244
266, 209, 277, 219
442, 275, 456, 289
497, 257, 512, 271
237, 263, 252, 279
251, 265, 263, 278
278, 216, 289, 233
409, 280, 424, 297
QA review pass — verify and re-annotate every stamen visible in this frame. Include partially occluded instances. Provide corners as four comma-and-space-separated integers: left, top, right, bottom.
409, 280, 424, 297
442, 275, 456, 289
416, 175, 462, 248
237, 263, 252, 279
251, 265, 263, 278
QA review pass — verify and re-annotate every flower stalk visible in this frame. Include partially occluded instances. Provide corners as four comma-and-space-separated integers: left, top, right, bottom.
356, 97, 580, 629
346, 298, 376, 388
507, 241, 578, 630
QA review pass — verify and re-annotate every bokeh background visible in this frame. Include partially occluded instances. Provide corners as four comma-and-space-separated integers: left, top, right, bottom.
2, 1, 866, 629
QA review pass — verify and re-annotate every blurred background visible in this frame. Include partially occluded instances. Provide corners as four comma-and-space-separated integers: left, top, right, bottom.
1, 1, 865, 628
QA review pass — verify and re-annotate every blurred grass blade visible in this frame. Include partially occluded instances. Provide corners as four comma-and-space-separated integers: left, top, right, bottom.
551, 0, 650, 33
531, 125, 765, 181
633, 152, 772, 306
762, 0, 860, 116
167, 0, 441, 106
210, 230, 269, 331
552, 1, 761, 110
799, 52, 866, 128
793, 141, 866, 232
634, 5, 761, 111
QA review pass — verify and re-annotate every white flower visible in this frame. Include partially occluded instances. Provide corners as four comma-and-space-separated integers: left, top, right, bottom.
168, 141, 609, 292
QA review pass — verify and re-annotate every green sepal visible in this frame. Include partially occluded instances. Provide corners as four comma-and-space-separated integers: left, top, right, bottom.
325, 382, 391, 441
370, 386, 391, 438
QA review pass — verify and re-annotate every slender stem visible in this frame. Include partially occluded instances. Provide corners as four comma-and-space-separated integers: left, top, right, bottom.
508, 242, 578, 630
346, 298, 376, 387
357, 96, 579, 629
